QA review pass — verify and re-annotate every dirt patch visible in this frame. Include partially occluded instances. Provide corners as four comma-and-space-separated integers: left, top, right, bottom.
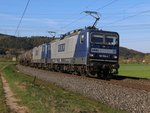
1, 74, 29, 113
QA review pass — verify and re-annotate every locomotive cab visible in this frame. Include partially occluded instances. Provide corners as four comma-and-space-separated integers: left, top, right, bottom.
86, 28, 119, 78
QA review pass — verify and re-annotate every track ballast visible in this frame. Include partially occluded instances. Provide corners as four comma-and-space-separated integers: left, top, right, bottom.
17, 65, 150, 113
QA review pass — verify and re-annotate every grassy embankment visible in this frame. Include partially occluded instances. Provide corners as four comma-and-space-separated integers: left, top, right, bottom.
0, 62, 12, 113
1, 62, 128, 113
119, 64, 150, 79
0, 77, 9, 113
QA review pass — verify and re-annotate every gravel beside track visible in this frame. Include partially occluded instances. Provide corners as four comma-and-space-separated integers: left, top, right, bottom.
17, 65, 150, 113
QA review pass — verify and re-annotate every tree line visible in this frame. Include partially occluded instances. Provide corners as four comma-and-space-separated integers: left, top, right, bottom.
0, 35, 53, 50
0, 33, 150, 64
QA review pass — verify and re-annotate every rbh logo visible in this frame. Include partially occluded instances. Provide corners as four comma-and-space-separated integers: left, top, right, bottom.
58, 44, 65, 52
91, 48, 116, 54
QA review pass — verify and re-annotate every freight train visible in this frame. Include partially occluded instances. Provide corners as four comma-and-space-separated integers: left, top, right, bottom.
18, 11, 119, 79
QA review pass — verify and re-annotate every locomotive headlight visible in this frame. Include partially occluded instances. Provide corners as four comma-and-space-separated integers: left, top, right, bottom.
89, 54, 94, 57
90, 62, 94, 66
113, 55, 117, 59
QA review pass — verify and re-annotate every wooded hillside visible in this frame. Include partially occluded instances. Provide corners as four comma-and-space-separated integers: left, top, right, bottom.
0, 33, 149, 63
0, 34, 53, 50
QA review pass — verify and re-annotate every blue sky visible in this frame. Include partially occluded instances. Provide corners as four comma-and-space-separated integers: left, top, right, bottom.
0, 0, 150, 53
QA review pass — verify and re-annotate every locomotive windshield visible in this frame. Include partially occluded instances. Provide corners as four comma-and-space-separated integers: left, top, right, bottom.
91, 34, 104, 44
91, 33, 118, 45
105, 35, 118, 45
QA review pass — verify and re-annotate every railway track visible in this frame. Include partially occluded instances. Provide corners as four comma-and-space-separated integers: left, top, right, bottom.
17, 65, 150, 113
100, 76, 150, 92
66, 74, 150, 92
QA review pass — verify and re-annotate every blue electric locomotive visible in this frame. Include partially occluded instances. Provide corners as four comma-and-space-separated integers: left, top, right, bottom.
80, 27, 119, 78
19, 11, 119, 79
46, 26, 119, 78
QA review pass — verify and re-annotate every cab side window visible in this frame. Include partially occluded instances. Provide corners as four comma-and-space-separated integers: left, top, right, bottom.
80, 35, 84, 43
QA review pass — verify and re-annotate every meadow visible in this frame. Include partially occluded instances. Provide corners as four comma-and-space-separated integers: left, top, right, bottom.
119, 64, 150, 79
0, 62, 12, 113
0, 62, 127, 113
0, 61, 149, 113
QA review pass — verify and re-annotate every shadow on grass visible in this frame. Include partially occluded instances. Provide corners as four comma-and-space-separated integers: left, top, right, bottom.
88, 74, 149, 81
112, 75, 150, 81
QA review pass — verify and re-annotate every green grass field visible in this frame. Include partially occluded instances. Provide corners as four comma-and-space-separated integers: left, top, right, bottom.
0, 62, 12, 113
1, 62, 128, 113
119, 64, 150, 79
1, 62, 149, 113
0, 76, 10, 113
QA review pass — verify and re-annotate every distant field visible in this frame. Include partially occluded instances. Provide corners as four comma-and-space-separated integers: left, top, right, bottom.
119, 64, 150, 79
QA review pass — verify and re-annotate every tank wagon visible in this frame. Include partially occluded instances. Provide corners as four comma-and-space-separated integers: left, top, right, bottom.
19, 11, 120, 78
18, 50, 32, 66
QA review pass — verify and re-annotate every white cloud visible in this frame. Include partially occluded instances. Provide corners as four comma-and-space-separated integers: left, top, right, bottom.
0, 13, 61, 26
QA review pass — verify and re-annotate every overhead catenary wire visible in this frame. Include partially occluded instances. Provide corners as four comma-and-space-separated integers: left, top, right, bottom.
102, 9, 150, 27
14, 0, 31, 36
0, 10, 150, 32
57, 0, 119, 33
98, 1, 150, 27
4, 0, 150, 36
5, 0, 119, 35
96, 0, 119, 10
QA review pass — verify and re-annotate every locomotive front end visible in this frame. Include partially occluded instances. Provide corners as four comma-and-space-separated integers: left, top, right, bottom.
88, 30, 119, 78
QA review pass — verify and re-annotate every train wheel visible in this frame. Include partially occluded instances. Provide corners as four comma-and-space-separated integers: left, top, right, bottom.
103, 69, 112, 80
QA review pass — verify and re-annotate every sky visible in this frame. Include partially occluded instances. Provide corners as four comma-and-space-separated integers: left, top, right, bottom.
0, 0, 150, 53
